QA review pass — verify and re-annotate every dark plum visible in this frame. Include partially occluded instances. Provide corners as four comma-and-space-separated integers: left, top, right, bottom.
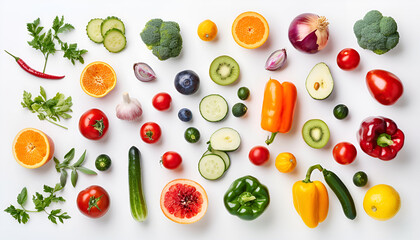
174, 70, 200, 95
178, 108, 193, 122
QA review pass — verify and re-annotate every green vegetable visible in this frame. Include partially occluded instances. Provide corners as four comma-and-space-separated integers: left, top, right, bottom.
21, 86, 73, 129
86, 18, 104, 43
353, 10, 399, 55
95, 154, 112, 171
27, 16, 87, 72
4, 184, 70, 224
128, 146, 148, 222
237, 87, 250, 100
224, 175, 270, 220
333, 104, 349, 119
232, 103, 248, 117
353, 171, 368, 187
198, 154, 226, 180
140, 19, 182, 60
184, 127, 200, 143
103, 28, 127, 53
54, 148, 97, 187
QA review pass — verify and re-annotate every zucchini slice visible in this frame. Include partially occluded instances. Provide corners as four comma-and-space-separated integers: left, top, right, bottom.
101, 16, 125, 37
198, 154, 226, 180
203, 150, 230, 170
199, 94, 228, 122
209, 127, 241, 152
103, 29, 126, 53
86, 18, 104, 43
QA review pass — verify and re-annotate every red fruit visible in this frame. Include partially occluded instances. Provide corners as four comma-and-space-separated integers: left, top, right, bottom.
248, 146, 270, 165
333, 142, 357, 165
366, 70, 403, 105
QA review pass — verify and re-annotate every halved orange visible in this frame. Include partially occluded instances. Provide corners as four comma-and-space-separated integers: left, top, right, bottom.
12, 128, 55, 169
80, 61, 117, 98
232, 11, 269, 49
160, 179, 208, 224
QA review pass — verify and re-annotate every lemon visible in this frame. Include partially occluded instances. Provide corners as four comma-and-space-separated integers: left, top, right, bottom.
197, 20, 218, 41
363, 184, 400, 221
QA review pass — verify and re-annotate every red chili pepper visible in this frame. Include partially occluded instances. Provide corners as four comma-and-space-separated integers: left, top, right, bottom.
4, 50, 64, 79
357, 116, 404, 161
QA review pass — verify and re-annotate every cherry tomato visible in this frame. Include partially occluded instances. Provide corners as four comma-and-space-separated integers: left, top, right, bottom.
79, 109, 109, 140
366, 69, 403, 105
337, 48, 360, 71
248, 146, 270, 166
140, 122, 161, 144
333, 142, 357, 165
77, 185, 110, 218
161, 151, 182, 169
152, 92, 172, 111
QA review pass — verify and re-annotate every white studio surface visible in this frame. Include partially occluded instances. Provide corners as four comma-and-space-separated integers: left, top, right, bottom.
0, 0, 418, 239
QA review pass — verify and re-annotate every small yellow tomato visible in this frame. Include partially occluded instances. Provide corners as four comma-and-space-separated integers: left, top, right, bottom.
275, 152, 296, 173
363, 184, 401, 221
197, 20, 218, 41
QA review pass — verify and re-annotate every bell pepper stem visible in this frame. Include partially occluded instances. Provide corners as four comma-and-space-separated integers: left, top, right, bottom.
303, 164, 324, 183
265, 132, 278, 145
238, 192, 256, 205
377, 133, 394, 147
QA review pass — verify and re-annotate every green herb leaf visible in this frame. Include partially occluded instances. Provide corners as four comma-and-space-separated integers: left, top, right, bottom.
4, 205, 30, 224
76, 167, 97, 175
63, 148, 75, 164
72, 150, 86, 167
17, 187, 28, 205
43, 185, 54, 194
71, 169, 78, 187
60, 169, 67, 187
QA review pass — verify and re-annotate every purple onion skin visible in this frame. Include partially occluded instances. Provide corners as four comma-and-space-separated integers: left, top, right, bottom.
133, 62, 156, 82
288, 13, 321, 54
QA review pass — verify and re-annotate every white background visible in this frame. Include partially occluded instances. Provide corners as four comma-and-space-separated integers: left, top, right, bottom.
0, 0, 418, 239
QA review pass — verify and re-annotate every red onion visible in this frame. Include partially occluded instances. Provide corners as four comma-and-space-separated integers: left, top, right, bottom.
288, 13, 329, 54
133, 62, 156, 82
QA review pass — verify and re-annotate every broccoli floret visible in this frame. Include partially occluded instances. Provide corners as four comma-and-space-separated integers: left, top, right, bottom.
140, 18, 182, 60
353, 10, 399, 55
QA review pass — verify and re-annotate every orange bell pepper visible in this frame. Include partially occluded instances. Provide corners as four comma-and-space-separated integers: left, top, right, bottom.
261, 79, 297, 145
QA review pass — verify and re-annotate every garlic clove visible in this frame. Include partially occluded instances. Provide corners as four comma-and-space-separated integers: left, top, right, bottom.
133, 62, 156, 82
116, 92, 143, 121
265, 49, 287, 71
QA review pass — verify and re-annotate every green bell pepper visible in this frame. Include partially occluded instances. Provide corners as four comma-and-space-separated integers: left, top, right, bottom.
224, 175, 270, 220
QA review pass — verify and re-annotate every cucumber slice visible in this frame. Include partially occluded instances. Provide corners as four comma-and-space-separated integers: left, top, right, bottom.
101, 16, 125, 37
209, 127, 241, 152
103, 29, 126, 53
203, 150, 230, 170
199, 94, 228, 122
198, 154, 226, 180
86, 18, 104, 43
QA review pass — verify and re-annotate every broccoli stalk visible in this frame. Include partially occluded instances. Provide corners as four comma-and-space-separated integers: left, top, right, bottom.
140, 19, 183, 60
353, 10, 399, 55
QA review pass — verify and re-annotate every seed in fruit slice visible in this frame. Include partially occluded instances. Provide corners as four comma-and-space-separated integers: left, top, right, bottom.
305, 62, 334, 100
160, 179, 208, 224
80, 61, 117, 98
12, 128, 55, 169
232, 11, 269, 49
302, 119, 330, 149
209, 55, 240, 86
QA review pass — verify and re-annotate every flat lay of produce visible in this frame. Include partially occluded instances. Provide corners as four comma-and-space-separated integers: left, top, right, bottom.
1, 1, 416, 239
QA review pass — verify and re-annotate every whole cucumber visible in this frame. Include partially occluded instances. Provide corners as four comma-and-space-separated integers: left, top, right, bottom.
322, 169, 356, 220
128, 146, 148, 221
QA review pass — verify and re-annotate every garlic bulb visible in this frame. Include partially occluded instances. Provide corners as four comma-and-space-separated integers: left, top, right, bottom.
116, 92, 143, 121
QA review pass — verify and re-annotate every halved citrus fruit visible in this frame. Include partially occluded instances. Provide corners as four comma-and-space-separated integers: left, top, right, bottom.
80, 61, 117, 98
160, 179, 208, 224
12, 128, 54, 169
232, 11, 269, 49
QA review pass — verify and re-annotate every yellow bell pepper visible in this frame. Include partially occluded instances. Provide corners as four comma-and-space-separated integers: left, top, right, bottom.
292, 165, 329, 228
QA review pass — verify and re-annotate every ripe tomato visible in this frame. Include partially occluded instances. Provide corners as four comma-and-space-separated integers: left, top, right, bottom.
333, 142, 357, 165
79, 109, 109, 140
248, 146, 270, 166
337, 48, 360, 71
161, 151, 182, 169
140, 122, 161, 144
152, 92, 172, 111
77, 185, 110, 218
366, 69, 403, 105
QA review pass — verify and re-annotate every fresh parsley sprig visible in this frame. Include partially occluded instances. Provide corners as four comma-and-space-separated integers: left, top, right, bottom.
21, 86, 73, 129
27, 16, 87, 73
54, 148, 97, 187
4, 184, 70, 224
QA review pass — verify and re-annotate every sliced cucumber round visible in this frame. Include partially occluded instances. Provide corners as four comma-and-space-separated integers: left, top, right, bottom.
203, 150, 230, 170
101, 16, 125, 37
103, 29, 126, 53
198, 154, 226, 180
86, 18, 104, 43
209, 127, 241, 152
199, 94, 228, 122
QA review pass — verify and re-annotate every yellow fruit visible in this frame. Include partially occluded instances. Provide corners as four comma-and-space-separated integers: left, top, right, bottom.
275, 152, 296, 173
197, 20, 218, 41
363, 184, 401, 221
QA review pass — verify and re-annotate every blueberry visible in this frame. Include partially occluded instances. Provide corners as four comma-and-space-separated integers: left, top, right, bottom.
174, 70, 200, 95
178, 108, 193, 122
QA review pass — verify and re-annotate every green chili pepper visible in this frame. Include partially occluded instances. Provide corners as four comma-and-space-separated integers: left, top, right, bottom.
223, 175, 270, 220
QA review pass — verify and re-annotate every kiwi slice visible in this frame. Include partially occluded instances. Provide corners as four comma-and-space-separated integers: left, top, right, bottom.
302, 119, 330, 149
209, 55, 240, 85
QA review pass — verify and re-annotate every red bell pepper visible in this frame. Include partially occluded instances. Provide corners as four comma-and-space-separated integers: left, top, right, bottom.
357, 116, 404, 161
